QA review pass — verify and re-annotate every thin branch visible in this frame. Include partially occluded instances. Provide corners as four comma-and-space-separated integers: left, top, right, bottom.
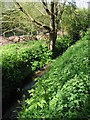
41, 0, 59, 19
41, 0, 51, 15
2, 21, 30, 23
3, 27, 21, 36
14, 1, 51, 31
61, 0, 67, 14
59, 0, 67, 16
55, 1, 58, 31
32, 3, 46, 16
2, 9, 20, 16
58, 0, 67, 20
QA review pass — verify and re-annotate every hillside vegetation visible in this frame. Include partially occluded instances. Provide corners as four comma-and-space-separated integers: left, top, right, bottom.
18, 32, 89, 120
1, 34, 71, 109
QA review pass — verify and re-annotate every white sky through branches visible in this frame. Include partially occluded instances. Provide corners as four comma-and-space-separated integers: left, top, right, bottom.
2, 0, 90, 9
68, 0, 89, 8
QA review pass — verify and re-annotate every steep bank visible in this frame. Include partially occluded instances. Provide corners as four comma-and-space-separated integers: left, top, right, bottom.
18, 32, 89, 120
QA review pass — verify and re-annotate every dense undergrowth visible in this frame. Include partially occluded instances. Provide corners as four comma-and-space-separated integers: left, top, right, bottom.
18, 32, 89, 120
1, 35, 72, 103
54, 35, 71, 57
1, 40, 52, 102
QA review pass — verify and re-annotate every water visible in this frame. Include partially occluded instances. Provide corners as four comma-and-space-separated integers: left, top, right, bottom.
2, 64, 50, 120
2, 80, 35, 120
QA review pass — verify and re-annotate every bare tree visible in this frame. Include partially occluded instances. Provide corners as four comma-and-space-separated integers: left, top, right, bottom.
15, 0, 66, 52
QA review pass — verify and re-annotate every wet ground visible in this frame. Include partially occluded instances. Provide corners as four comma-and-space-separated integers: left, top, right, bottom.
2, 64, 50, 120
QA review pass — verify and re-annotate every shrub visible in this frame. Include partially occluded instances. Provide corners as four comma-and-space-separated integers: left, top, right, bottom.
1, 40, 52, 103
62, 7, 89, 42
54, 35, 71, 57
18, 31, 89, 120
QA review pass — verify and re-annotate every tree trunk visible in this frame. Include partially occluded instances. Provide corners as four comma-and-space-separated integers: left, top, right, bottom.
49, 31, 56, 52
16, 1, 66, 52
49, 1, 57, 53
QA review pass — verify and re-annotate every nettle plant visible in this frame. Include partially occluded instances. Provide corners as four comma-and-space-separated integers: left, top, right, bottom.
18, 32, 89, 119
2, 40, 52, 103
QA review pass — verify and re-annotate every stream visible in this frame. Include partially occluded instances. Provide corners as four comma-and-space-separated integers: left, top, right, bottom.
2, 64, 50, 120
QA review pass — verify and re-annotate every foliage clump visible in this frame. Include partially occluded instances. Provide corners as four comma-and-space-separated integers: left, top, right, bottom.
62, 7, 89, 42
18, 32, 89, 120
54, 35, 71, 57
1, 40, 52, 103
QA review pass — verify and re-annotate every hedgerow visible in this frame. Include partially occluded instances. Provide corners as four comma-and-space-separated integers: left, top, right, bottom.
18, 31, 89, 120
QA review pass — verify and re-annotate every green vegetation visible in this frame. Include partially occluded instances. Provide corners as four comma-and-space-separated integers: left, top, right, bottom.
18, 32, 89, 120
1, 34, 73, 104
1, 40, 52, 102
62, 6, 89, 42
54, 35, 71, 57
1, 1, 89, 119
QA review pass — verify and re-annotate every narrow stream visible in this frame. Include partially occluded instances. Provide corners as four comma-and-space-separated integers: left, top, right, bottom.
2, 64, 50, 120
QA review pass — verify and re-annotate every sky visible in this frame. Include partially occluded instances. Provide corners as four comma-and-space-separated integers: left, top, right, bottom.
72, 0, 89, 8
3, 0, 90, 9
47, 0, 89, 8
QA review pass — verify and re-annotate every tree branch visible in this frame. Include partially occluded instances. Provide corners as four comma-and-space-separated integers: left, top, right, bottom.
41, 0, 51, 15
32, 3, 46, 16
41, 0, 60, 20
61, 0, 67, 15
55, 1, 58, 32
58, 0, 67, 20
3, 27, 21, 36
15, 1, 51, 31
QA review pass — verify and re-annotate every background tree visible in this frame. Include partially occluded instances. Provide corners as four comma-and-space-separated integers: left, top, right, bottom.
62, 2, 89, 43
15, 0, 67, 52
2, 2, 33, 37
2, 0, 88, 51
